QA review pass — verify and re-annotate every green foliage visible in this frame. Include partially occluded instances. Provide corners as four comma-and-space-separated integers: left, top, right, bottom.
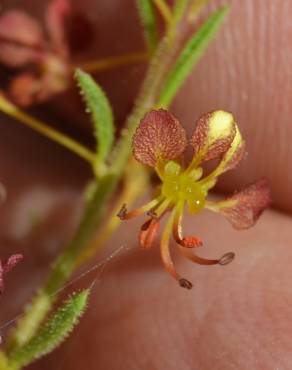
158, 6, 230, 107
6, 294, 51, 352
0, 352, 10, 370
7, 290, 89, 370
84, 180, 98, 204
75, 69, 114, 168
0, 3, 231, 369
136, 0, 158, 53
173, 0, 189, 20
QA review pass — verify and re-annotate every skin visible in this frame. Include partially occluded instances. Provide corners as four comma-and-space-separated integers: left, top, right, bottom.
0, 0, 292, 369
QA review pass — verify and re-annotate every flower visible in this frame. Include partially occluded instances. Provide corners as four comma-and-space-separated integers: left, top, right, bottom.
118, 109, 271, 289
0, 0, 72, 106
0, 254, 23, 295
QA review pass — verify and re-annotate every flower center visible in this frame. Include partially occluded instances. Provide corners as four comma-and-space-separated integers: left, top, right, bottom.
161, 161, 206, 214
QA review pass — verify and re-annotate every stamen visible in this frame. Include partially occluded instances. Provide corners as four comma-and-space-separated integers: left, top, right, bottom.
218, 252, 235, 265
139, 199, 171, 249
180, 237, 203, 248
179, 246, 220, 266
117, 204, 127, 219
117, 196, 162, 220
173, 203, 203, 248
172, 202, 184, 242
160, 210, 192, 289
179, 278, 193, 289
139, 219, 160, 250
146, 210, 158, 219
154, 198, 171, 218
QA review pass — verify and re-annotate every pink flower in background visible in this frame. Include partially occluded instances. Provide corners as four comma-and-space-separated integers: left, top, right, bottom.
0, 0, 72, 106
0, 254, 23, 295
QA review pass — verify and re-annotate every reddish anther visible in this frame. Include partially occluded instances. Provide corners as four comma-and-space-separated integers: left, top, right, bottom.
179, 278, 193, 290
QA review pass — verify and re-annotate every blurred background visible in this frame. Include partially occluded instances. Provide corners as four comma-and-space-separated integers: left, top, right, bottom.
0, 1, 291, 369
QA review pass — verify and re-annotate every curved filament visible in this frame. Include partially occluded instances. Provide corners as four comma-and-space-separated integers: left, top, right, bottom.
160, 210, 193, 289
173, 202, 202, 248
139, 218, 160, 249
179, 246, 235, 266
117, 196, 163, 220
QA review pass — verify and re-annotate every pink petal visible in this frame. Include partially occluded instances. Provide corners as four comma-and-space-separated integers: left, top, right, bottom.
2, 254, 23, 274
207, 179, 272, 230
0, 42, 40, 67
8, 54, 69, 106
46, 0, 71, 56
8, 73, 43, 107
133, 109, 187, 167
191, 110, 236, 163
0, 10, 43, 46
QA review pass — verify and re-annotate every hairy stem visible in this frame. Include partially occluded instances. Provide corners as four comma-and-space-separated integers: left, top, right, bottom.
6, 9, 187, 355
6, 174, 114, 351
77, 161, 149, 264
153, 0, 173, 24
110, 26, 178, 173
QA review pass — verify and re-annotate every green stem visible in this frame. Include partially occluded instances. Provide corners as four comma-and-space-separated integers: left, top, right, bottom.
6, 175, 115, 352
6, 9, 186, 356
153, 0, 173, 24
110, 27, 178, 173
0, 95, 95, 165
0, 351, 12, 370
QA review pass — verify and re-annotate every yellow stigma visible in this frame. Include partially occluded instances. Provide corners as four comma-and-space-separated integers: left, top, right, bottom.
161, 161, 206, 214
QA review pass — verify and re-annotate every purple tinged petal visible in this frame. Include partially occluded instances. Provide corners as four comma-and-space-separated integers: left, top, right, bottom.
0, 11, 44, 46
206, 179, 272, 230
0, 43, 40, 67
191, 110, 236, 163
133, 109, 187, 167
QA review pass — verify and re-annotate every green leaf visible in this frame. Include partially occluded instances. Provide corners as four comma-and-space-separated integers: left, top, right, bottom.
136, 0, 158, 54
75, 69, 114, 166
158, 6, 230, 107
8, 290, 89, 370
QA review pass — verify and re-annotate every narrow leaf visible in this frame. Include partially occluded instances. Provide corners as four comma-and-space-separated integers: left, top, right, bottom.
8, 290, 89, 369
158, 6, 230, 107
136, 0, 158, 54
75, 69, 114, 165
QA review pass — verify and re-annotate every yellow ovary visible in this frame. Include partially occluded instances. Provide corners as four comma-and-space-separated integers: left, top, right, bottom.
161, 161, 206, 213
